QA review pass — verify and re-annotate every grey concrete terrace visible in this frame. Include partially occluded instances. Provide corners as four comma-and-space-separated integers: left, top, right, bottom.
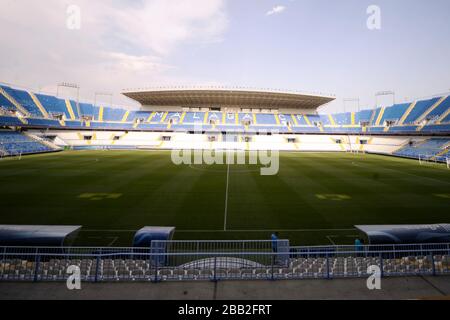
1, 276, 449, 300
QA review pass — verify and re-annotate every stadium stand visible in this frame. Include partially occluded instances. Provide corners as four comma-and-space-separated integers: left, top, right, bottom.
0, 83, 449, 159
1, 92, 449, 134
103, 106, 126, 122
0, 92, 17, 111
379, 103, 410, 125
0, 87, 43, 118
255, 113, 278, 125
36, 93, 71, 119
0, 243, 448, 282
422, 124, 450, 133
0, 116, 25, 127
403, 97, 440, 125
394, 138, 450, 161
0, 130, 55, 155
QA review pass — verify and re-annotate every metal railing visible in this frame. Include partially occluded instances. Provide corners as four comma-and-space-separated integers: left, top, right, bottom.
0, 243, 449, 282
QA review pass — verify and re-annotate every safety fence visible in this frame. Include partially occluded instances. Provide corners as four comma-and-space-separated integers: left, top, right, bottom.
0, 242, 449, 282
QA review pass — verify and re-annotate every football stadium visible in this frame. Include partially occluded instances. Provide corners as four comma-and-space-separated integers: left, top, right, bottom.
1, 83, 449, 281
0, 0, 449, 303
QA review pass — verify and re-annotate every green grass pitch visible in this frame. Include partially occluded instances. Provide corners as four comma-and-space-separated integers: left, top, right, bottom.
0, 150, 449, 246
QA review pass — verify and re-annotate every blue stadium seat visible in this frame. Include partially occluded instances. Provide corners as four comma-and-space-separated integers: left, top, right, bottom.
425, 96, 450, 120
215, 125, 245, 132
27, 118, 60, 127
441, 113, 450, 123
333, 113, 352, 125
380, 103, 410, 124
89, 122, 134, 130
36, 94, 71, 119
291, 126, 320, 133
0, 116, 23, 126
422, 124, 450, 133
0, 92, 18, 111
255, 114, 277, 125
355, 109, 373, 124
0, 86, 43, 117
404, 97, 440, 124
319, 115, 331, 125
394, 138, 450, 161
389, 125, 419, 133
65, 121, 84, 128
0, 131, 54, 155
102, 107, 126, 122
127, 111, 152, 122
79, 103, 95, 118
183, 112, 206, 124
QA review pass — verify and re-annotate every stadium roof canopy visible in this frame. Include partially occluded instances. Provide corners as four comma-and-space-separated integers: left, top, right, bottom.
122, 87, 335, 110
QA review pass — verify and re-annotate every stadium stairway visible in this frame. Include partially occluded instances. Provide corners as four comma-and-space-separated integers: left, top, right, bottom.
28, 92, 50, 118
328, 114, 336, 126
23, 132, 60, 150
160, 112, 169, 124
98, 106, 104, 122
375, 107, 386, 126
398, 101, 416, 125
179, 112, 187, 125
146, 112, 155, 123
65, 100, 76, 120
121, 111, 130, 123
437, 108, 450, 124
368, 109, 377, 126
0, 87, 31, 117
416, 96, 447, 124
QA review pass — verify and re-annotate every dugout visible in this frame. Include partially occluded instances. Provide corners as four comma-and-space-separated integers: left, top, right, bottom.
0, 225, 82, 247
132, 227, 175, 247
355, 224, 450, 245
133, 227, 175, 266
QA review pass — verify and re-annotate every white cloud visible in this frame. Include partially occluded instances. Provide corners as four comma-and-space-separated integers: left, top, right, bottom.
0, 0, 228, 107
266, 5, 286, 16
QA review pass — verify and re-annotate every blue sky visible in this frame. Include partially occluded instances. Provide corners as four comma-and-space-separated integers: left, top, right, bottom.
0, 0, 449, 112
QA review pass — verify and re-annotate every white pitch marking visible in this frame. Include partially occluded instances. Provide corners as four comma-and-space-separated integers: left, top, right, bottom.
107, 236, 118, 247
326, 235, 338, 245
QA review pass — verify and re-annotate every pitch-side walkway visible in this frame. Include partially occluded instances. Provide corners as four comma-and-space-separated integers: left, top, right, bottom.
1, 276, 449, 300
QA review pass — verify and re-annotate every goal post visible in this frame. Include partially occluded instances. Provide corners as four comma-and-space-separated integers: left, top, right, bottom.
348, 149, 365, 155
419, 154, 449, 168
